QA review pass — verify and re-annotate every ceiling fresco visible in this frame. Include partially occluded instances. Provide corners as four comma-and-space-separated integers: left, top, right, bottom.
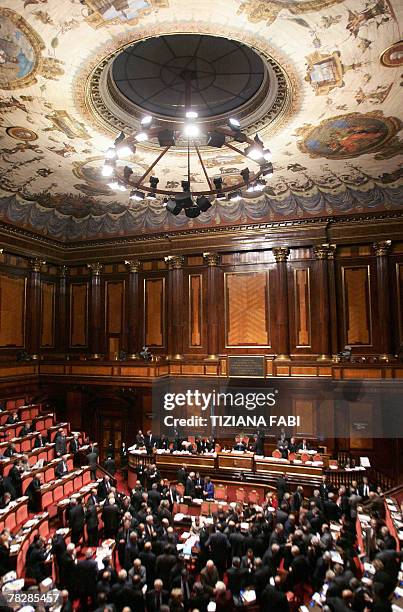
0, 0, 401, 242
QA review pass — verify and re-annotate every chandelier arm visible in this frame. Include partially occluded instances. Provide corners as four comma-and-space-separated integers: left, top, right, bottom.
187, 139, 191, 186
194, 143, 212, 190
135, 145, 172, 187
224, 141, 256, 160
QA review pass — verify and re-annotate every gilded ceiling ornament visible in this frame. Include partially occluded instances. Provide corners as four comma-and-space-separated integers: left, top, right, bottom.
6, 126, 38, 142
313, 244, 335, 259
380, 41, 403, 67
237, 0, 345, 26
82, 0, 170, 29
305, 51, 345, 96
296, 112, 402, 160
0, 8, 64, 90
43, 110, 91, 140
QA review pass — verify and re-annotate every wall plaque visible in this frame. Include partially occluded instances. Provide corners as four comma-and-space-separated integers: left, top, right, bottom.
228, 356, 265, 378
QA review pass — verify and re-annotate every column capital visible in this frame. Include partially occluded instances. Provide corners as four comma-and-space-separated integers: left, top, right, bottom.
203, 252, 221, 267
373, 240, 391, 257
165, 255, 184, 270
87, 262, 103, 276
29, 258, 46, 273
58, 265, 68, 278
314, 243, 336, 260
125, 259, 141, 273
272, 247, 289, 263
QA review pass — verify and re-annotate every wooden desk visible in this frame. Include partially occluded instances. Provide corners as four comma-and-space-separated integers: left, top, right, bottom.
156, 453, 216, 471
10, 512, 50, 577
0, 433, 40, 455
39, 466, 92, 516
0, 444, 55, 477
0, 496, 28, 532
218, 453, 254, 472
0, 414, 54, 441
0, 405, 41, 427
21, 456, 74, 494
255, 457, 323, 484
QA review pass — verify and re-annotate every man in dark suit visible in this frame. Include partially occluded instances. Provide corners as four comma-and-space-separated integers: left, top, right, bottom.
226, 557, 248, 596
205, 525, 230, 577
55, 430, 67, 456
185, 472, 196, 498
25, 538, 48, 584
167, 483, 180, 510
68, 497, 85, 545
86, 449, 98, 480
34, 433, 47, 448
98, 475, 112, 500
155, 543, 177, 587
69, 434, 80, 467
19, 421, 35, 437
276, 473, 289, 503
76, 549, 98, 608
144, 430, 155, 453
26, 475, 41, 513
261, 577, 290, 612
324, 492, 341, 522
319, 475, 330, 501
4, 444, 16, 458
9, 461, 22, 498
298, 438, 309, 452
104, 455, 116, 475
101, 496, 120, 537
148, 482, 161, 512
358, 476, 372, 501
177, 465, 188, 486
146, 578, 169, 612
6, 412, 18, 425
139, 541, 156, 589
85, 502, 99, 546
55, 457, 69, 478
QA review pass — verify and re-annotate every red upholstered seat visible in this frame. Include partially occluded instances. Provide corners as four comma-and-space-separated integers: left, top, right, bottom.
313, 454, 322, 462
215, 484, 227, 501
300, 453, 309, 463
272, 449, 282, 458
288, 452, 296, 461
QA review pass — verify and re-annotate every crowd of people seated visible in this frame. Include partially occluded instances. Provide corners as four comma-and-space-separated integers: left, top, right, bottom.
40, 462, 400, 612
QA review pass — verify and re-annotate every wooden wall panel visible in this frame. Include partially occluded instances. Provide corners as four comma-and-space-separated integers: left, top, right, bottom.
105, 281, 124, 334
0, 274, 26, 347
189, 274, 202, 347
397, 263, 403, 347
294, 268, 311, 347
342, 266, 372, 346
69, 283, 88, 347
144, 278, 165, 347
225, 272, 270, 347
349, 402, 374, 450
40, 281, 55, 348
293, 398, 315, 436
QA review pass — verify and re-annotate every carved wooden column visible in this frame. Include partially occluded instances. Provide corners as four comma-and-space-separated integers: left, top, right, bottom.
165, 255, 184, 360
87, 262, 103, 359
326, 245, 338, 357
203, 252, 221, 360
273, 247, 290, 361
58, 265, 68, 354
125, 259, 141, 359
28, 258, 45, 359
314, 244, 333, 361
373, 240, 393, 361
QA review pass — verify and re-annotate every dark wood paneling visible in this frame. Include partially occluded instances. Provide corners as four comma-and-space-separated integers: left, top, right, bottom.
0, 273, 26, 348
144, 277, 165, 348
40, 281, 55, 348
69, 282, 88, 348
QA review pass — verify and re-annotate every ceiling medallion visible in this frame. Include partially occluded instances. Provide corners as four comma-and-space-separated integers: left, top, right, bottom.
92, 34, 277, 217
85, 33, 292, 145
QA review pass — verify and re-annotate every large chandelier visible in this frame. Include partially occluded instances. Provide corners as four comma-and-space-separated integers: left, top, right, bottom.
101, 70, 273, 218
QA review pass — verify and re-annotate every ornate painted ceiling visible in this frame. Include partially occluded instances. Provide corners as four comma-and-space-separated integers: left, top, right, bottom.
0, 0, 402, 242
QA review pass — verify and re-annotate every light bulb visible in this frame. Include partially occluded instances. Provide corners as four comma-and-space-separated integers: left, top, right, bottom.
117, 145, 132, 157
186, 110, 198, 119
105, 147, 117, 160
184, 124, 200, 138
135, 132, 148, 142
102, 164, 114, 177
140, 115, 153, 126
